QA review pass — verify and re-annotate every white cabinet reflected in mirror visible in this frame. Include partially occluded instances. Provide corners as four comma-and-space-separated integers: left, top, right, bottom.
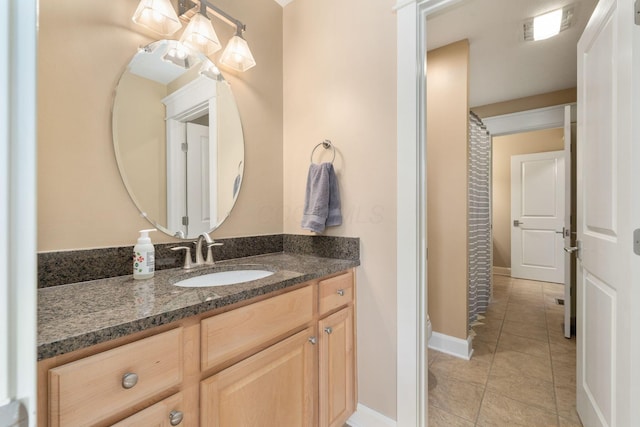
113, 40, 244, 239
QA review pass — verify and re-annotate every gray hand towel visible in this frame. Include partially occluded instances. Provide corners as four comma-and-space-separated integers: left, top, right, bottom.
301, 163, 342, 233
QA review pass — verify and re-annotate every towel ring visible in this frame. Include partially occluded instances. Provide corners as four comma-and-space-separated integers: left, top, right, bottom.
310, 140, 336, 164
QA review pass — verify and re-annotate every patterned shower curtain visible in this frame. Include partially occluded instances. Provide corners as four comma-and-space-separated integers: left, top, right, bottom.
468, 112, 492, 326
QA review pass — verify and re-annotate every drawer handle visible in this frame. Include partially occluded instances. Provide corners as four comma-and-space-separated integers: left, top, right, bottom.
121, 372, 138, 389
308, 336, 317, 345
324, 327, 333, 335
337, 289, 345, 296
169, 410, 184, 426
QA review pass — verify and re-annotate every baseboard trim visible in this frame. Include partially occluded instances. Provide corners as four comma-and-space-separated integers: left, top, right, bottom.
428, 332, 474, 360
493, 266, 511, 277
347, 403, 397, 427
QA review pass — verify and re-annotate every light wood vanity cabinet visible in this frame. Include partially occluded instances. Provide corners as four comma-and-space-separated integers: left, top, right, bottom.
39, 269, 356, 427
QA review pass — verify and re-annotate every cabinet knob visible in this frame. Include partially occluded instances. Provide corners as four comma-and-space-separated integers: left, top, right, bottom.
308, 336, 317, 345
169, 410, 184, 426
324, 327, 333, 335
121, 372, 138, 389
337, 289, 345, 296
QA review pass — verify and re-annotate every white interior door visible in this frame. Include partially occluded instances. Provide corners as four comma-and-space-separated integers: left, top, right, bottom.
511, 150, 565, 283
186, 122, 216, 236
563, 106, 573, 338
576, 0, 640, 425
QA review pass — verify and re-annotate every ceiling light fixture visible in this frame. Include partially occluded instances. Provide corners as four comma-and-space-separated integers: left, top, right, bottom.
524, 5, 574, 42
131, 0, 256, 72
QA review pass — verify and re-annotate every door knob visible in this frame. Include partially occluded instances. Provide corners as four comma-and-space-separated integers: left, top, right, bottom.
513, 220, 524, 227
564, 247, 578, 253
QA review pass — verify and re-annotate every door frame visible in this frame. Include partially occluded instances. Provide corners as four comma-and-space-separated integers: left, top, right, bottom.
0, 0, 38, 424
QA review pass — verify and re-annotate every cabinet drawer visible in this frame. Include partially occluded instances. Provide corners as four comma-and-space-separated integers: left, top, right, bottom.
49, 328, 183, 427
111, 392, 184, 427
201, 285, 313, 371
319, 271, 354, 316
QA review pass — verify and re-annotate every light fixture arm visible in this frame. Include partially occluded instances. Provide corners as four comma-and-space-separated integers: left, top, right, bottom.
179, 0, 246, 34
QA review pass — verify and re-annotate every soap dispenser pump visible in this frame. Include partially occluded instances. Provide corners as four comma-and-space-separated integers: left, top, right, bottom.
133, 228, 156, 280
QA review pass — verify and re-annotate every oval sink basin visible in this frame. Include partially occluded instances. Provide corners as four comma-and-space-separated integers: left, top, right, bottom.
172, 270, 274, 288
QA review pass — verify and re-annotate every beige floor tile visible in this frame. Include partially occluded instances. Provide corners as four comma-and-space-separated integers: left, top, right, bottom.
472, 339, 497, 364
428, 405, 475, 427
428, 348, 442, 366
492, 350, 553, 382
502, 320, 549, 342
430, 352, 492, 386
552, 358, 576, 386
559, 415, 583, 426
487, 365, 557, 411
505, 309, 548, 327
555, 383, 581, 424
477, 391, 559, 427
428, 374, 484, 423
550, 338, 577, 366
497, 332, 551, 359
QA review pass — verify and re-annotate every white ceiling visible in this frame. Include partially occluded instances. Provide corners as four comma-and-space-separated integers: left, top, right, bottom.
426, 0, 598, 107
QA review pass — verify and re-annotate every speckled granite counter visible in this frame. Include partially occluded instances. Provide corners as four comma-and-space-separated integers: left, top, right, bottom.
38, 253, 359, 361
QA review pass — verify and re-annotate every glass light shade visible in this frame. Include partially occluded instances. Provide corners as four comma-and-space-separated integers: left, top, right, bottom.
533, 9, 562, 41
132, 0, 181, 36
220, 35, 256, 72
179, 13, 222, 56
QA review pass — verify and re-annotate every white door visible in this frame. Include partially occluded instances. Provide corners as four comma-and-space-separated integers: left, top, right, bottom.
563, 106, 573, 338
511, 150, 565, 283
576, 0, 640, 425
186, 122, 217, 236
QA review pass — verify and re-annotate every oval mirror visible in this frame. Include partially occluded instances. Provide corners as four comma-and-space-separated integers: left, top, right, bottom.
113, 39, 244, 239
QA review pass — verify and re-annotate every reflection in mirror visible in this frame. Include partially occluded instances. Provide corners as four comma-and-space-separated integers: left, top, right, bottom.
113, 40, 244, 239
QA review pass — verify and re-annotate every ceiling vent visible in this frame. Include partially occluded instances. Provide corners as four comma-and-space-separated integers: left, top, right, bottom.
524, 5, 574, 41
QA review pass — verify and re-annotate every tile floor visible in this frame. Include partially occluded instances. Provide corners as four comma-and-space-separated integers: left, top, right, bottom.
428, 275, 581, 427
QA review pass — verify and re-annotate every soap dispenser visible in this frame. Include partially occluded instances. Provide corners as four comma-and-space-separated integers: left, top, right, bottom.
133, 229, 156, 280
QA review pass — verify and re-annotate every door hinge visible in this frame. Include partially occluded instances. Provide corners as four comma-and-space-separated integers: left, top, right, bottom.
182, 216, 189, 226
634, 229, 640, 255
636, 0, 640, 25
181, 142, 188, 152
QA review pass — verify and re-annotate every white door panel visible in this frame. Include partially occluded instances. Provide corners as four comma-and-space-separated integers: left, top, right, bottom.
511, 151, 565, 283
576, 0, 639, 424
186, 122, 217, 236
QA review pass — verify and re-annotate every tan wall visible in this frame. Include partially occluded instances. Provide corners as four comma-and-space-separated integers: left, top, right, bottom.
472, 88, 576, 118
492, 128, 564, 268
37, 0, 283, 251
426, 40, 470, 340
282, 0, 397, 419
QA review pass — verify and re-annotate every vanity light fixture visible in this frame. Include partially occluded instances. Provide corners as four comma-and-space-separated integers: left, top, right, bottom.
179, 0, 222, 56
131, 0, 256, 71
523, 5, 574, 41
132, 0, 182, 36
219, 28, 256, 72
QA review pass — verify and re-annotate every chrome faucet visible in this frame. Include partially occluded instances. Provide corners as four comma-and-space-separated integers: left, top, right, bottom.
194, 232, 223, 266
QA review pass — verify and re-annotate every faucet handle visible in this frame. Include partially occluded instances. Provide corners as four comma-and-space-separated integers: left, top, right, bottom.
170, 246, 193, 269
204, 242, 223, 265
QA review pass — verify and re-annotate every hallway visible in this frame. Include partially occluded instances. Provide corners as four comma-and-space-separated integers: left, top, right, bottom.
428, 275, 580, 426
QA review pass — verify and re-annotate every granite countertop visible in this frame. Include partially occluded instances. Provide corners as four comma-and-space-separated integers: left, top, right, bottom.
38, 252, 359, 361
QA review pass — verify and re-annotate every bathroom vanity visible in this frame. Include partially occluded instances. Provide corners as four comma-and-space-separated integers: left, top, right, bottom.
37, 254, 357, 427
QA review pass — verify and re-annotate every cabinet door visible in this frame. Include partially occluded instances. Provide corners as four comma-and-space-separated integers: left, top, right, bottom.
201, 327, 316, 427
319, 307, 355, 427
